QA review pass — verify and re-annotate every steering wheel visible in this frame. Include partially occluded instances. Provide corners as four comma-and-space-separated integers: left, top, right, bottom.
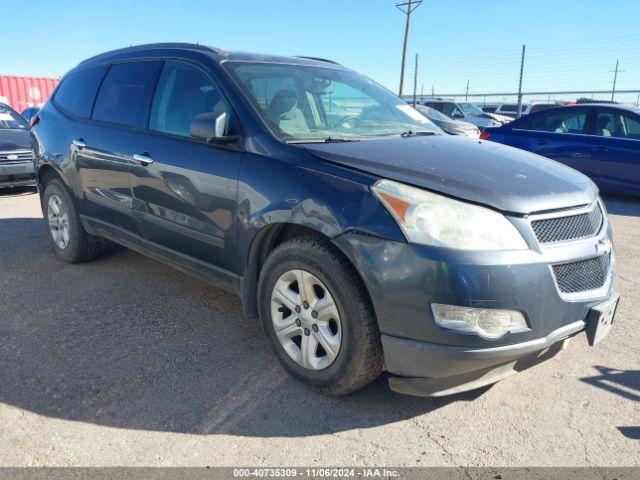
332, 115, 361, 128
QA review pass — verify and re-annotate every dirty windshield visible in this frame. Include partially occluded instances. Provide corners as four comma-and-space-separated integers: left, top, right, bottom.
226, 62, 441, 142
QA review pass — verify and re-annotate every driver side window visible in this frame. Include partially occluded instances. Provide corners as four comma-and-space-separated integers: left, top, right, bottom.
149, 61, 231, 139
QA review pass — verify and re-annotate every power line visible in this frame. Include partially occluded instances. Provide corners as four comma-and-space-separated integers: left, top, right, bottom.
516, 45, 526, 118
395, 0, 422, 97
610, 60, 625, 101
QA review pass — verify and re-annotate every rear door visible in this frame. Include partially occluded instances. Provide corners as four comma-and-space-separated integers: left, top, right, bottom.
75, 61, 157, 232
587, 108, 640, 194
127, 59, 242, 275
507, 108, 592, 172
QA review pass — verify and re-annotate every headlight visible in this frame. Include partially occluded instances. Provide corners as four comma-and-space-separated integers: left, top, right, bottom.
372, 179, 528, 250
431, 304, 529, 339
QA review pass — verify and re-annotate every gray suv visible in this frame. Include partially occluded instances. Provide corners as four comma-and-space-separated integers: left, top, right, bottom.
32, 44, 618, 397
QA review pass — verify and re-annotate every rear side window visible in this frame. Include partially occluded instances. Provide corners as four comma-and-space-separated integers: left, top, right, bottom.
54, 66, 107, 118
595, 111, 640, 140
518, 110, 587, 134
92, 62, 156, 127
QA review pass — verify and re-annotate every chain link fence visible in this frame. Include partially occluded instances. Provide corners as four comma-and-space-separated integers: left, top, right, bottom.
403, 90, 640, 109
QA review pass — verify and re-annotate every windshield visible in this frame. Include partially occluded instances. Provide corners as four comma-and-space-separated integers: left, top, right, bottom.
225, 62, 441, 142
459, 102, 484, 116
416, 105, 451, 122
0, 105, 28, 130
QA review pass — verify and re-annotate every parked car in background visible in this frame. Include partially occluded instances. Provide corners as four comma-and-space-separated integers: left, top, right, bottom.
494, 102, 557, 119
459, 102, 511, 124
481, 104, 640, 196
420, 99, 508, 130
0, 103, 35, 188
32, 44, 618, 398
481, 103, 500, 114
21, 106, 40, 124
417, 105, 479, 137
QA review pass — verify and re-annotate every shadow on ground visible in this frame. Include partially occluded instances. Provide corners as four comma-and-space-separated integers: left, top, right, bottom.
581, 365, 640, 441
580, 366, 640, 402
0, 186, 37, 198
0, 217, 489, 438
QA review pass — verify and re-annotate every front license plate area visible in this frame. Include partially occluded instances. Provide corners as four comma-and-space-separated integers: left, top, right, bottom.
586, 293, 619, 346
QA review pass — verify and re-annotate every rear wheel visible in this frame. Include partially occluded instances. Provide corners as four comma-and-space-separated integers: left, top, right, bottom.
258, 236, 383, 395
43, 179, 107, 263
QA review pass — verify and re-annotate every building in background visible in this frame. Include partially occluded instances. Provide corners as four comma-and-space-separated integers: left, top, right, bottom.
0, 75, 59, 111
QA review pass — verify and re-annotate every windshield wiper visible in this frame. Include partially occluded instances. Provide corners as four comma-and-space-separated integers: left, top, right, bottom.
286, 136, 361, 144
399, 130, 438, 137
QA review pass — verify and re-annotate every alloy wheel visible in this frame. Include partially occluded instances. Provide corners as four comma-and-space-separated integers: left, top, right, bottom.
47, 194, 70, 250
270, 269, 342, 370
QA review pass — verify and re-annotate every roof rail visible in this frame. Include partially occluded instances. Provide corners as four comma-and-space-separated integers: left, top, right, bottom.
295, 56, 342, 66
78, 43, 225, 66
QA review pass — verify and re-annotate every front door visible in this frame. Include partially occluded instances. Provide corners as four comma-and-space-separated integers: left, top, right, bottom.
128, 60, 242, 275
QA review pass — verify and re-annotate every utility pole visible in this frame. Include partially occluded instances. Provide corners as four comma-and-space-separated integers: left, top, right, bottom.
516, 45, 526, 118
396, 0, 422, 97
609, 60, 624, 101
413, 53, 419, 106
421, 84, 424, 97
465, 80, 470, 101
636, 92, 639, 107
431, 85, 434, 97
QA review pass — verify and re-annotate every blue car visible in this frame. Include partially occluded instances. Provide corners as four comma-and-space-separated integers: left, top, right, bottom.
481, 104, 640, 196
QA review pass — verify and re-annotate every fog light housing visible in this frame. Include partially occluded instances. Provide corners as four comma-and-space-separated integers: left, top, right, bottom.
431, 304, 529, 339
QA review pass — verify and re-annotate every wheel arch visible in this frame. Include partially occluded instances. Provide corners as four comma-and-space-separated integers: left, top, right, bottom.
240, 222, 375, 324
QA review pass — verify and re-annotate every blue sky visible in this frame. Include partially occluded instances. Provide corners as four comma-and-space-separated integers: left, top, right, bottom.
3, 0, 639, 99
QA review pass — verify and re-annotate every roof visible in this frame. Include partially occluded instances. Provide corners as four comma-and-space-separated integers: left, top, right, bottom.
76, 43, 344, 69
533, 103, 640, 114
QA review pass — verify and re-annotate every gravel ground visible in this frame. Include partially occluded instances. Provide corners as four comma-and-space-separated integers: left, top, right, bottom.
0, 187, 638, 467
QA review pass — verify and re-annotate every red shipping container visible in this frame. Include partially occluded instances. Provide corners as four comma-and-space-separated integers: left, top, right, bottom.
0, 75, 59, 112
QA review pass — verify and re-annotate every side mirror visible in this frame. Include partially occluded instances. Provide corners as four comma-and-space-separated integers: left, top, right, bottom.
190, 112, 240, 144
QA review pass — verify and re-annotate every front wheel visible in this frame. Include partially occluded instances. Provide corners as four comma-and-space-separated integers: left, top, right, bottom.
258, 236, 383, 395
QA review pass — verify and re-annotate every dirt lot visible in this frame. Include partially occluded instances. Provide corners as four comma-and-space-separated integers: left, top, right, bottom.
0, 187, 638, 467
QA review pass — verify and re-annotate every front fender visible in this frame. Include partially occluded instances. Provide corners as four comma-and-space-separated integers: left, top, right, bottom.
236, 151, 404, 266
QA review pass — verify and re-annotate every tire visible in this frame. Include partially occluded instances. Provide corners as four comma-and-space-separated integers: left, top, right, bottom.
43, 179, 107, 263
258, 236, 383, 395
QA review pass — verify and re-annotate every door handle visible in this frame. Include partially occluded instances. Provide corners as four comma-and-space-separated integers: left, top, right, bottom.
71, 139, 86, 149
131, 153, 154, 166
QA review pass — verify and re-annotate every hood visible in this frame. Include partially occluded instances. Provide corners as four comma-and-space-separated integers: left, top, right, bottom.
431, 118, 478, 137
483, 112, 512, 123
0, 129, 31, 151
304, 135, 597, 215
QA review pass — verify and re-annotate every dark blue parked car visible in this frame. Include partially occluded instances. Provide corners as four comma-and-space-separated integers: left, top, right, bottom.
481, 104, 640, 196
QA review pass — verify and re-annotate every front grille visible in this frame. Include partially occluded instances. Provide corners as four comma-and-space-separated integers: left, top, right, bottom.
552, 254, 610, 294
0, 150, 33, 163
532, 204, 603, 244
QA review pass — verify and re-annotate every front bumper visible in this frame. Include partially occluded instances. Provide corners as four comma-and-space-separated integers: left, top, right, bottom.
333, 220, 616, 396
383, 321, 583, 396
0, 161, 35, 188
